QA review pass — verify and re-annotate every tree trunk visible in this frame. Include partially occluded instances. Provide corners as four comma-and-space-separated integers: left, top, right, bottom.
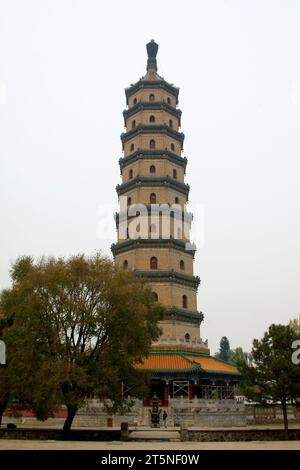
0, 401, 8, 428
63, 404, 78, 434
282, 400, 289, 435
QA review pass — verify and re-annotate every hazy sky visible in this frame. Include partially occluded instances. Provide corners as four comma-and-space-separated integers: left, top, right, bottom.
1, 0, 300, 353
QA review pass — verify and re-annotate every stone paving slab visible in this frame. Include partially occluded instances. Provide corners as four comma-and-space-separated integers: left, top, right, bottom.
0, 439, 300, 450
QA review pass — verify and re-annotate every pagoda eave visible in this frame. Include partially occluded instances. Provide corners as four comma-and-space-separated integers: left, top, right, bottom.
123, 102, 182, 121
135, 269, 201, 289
164, 307, 204, 324
119, 151, 187, 171
120, 125, 185, 146
111, 238, 196, 257
125, 79, 179, 104
116, 176, 190, 197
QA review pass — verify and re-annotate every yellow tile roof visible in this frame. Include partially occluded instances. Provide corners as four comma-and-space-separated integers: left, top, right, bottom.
186, 355, 238, 373
135, 351, 239, 375
135, 354, 193, 371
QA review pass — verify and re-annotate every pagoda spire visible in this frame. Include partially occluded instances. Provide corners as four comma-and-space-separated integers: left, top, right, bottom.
146, 39, 159, 73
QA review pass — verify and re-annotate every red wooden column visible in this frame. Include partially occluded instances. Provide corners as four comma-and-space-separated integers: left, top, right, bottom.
163, 382, 169, 407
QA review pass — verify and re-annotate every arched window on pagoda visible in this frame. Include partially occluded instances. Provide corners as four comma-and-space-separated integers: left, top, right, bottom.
169, 119, 173, 128
150, 193, 156, 204
150, 165, 156, 174
133, 97, 137, 105
180, 260, 185, 270
149, 115, 155, 123
173, 169, 177, 179
150, 139, 156, 149
185, 333, 190, 342
182, 295, 188, 309
175, 196, 179, 204
130, 143, 134, 152
167, 97, 171, 105
123, 260, 128, 270
152, 292, 158, 302
127, 196, 132, 206
132, 120, 136, 129
149, 94, 155, 102
150, 256, 158, 270
129, 169, 133, 180
171, 143, 175, 151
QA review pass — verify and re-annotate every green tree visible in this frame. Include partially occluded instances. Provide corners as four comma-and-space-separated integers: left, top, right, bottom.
215, 336, 230, 362
290, 315, 300, 335
1, 253, 163, 432
229, 347, 253, 367
238, 324, 300, 432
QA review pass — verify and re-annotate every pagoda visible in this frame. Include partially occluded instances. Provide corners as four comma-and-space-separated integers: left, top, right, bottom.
111, 41, 240, 405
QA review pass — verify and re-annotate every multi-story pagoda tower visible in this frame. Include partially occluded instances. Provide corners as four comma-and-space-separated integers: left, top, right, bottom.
111, 41, 241, 406
112, 40, 209, 354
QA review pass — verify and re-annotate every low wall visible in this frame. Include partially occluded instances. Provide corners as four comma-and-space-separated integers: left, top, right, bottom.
0, 428, 121, 441
182, 428, 300, 442
172, 399, 246, 427
72, 399, 142, 427
1, 426, 300, 442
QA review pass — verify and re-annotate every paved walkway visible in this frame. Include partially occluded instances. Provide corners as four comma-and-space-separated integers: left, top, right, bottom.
0, 439, 299, 450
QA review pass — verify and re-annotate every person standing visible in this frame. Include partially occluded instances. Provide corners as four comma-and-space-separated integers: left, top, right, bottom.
162, 410, 168, 428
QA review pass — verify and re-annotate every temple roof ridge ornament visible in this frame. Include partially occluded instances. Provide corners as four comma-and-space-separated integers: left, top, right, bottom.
146, 39, 159, 73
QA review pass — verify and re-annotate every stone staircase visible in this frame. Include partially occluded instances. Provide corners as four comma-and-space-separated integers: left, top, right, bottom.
129, 428, 181, 442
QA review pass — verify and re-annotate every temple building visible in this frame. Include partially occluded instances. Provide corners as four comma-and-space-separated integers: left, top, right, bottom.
111, 41, 240, 407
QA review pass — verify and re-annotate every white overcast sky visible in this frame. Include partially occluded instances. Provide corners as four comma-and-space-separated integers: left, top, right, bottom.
0, 0, 300, 354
